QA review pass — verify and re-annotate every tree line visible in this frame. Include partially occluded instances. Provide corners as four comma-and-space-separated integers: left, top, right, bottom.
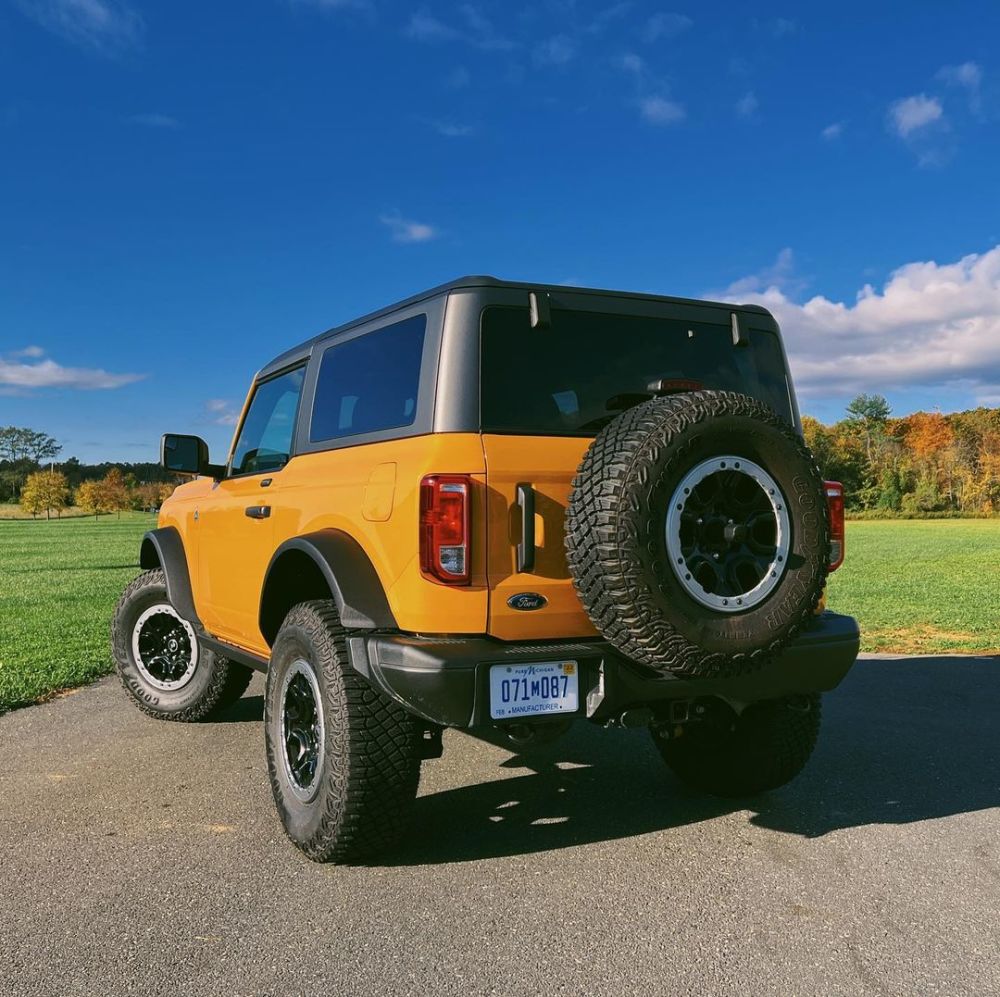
0, 425, 175, 506
804, 395, 1000, 516
1, 425, 176, 520
19, 466, 175, 520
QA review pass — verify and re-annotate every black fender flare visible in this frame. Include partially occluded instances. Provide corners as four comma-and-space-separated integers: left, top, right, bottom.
259, 530, 397, 641
139, 527, 201, 626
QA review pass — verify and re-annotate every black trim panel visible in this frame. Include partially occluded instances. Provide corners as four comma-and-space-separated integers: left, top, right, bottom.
352, 612, 861, 728
199, 634, 269, 674
139, 527, 200, 626
261, 529, 397, 635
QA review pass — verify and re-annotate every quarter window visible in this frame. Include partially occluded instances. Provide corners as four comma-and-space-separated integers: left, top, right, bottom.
310, 315, 426, 442
230, 366, 305, 476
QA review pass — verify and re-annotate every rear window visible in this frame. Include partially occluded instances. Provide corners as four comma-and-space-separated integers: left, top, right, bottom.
310, 314, 426, 442
480, 306, 793, 435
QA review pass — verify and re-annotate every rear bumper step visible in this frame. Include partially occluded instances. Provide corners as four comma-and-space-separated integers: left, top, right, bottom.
348, 612, 861, 729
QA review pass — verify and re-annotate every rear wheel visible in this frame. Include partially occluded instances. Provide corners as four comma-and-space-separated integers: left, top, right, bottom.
652, 694, 822, 796
264, 601, 422, 863
111, 569, 253, 721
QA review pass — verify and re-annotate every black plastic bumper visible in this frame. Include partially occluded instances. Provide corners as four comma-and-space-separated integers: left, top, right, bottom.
348, 612, 860, 729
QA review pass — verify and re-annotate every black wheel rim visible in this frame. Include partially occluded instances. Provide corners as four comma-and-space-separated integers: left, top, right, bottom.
131, 605, 198, 690
279, 660, 325, 801
666, 456, 790, 611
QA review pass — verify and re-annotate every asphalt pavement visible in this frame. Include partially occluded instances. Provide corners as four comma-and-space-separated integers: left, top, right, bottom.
1, 653, 998, 997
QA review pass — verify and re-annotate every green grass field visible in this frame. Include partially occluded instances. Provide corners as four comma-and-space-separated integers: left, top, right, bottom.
0, 516, 997, 714
0, 513, 152, 713
826, 520, 1000, 654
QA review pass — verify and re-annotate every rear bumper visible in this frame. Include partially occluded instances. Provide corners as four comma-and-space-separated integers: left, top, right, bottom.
348, 611, 861, 729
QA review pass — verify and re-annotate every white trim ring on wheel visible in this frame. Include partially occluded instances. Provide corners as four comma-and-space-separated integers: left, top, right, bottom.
665, 456, 791, 613
278, 659, 327, 804
131, 604, 200, 691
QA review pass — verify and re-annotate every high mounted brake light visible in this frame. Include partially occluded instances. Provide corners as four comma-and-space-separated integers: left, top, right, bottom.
825, 481, 845, 571
420, 475, 471, 585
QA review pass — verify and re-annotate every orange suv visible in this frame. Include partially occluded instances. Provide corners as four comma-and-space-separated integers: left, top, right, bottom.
112, 276, 859, 863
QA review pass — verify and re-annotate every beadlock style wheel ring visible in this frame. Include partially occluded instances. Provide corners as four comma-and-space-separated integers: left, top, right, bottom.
279, 659, 326, 803
131, 604, 199, 691
665, 456, 791, 613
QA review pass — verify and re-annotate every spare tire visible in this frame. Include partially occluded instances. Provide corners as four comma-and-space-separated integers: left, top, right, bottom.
565, 390, 829, 679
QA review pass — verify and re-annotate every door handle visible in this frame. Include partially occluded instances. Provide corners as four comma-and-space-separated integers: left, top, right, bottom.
245, 505, 271, 519
516, 483, 535, 573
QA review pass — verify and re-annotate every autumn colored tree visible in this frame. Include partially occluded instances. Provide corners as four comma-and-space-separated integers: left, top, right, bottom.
20, 469, 69, 520
99, 467, 132, 520
804, 397, 999, 516
76, 480, 107, 520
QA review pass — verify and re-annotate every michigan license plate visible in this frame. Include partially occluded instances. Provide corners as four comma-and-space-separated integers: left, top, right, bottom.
489, 661, 579, 720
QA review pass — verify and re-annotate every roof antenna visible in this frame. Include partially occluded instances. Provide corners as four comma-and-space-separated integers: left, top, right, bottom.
529, 291, 551, 329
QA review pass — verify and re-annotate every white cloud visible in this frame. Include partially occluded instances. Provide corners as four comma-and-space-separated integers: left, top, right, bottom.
425, 118, 474, 137
621, 52, 644, 74
406, 9, 461, 41
821, 121, 844, 141
379, 213, 438, 244
0, 349, 143, 390
937, 61, 982, 90
406, 6, 514, 51
586, 3, 631, 35
14, 0, 143, 56
723, 248, 801, 297
639, 95, 685, 125
206, 399, 240, 426
722, 245, 1000, 405
534, 34, 576, 67
888, 94, 944, 138
736, 91, 759, 118
128, 113, 179, 128
643, 12, 692, 43
937, 61, 983, 113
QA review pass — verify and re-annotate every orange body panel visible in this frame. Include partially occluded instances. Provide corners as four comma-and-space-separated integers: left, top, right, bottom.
159, 419, 604, 654
481, 434, 597, 640
160, 434, 490, 657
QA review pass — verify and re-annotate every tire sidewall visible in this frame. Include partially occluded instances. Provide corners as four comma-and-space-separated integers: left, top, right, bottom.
265, 622, 340, 847
630, 411, 828, 653
113, 571, 221, 715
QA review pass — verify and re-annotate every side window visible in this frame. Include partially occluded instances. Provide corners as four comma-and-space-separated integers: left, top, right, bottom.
310, 314, 426, 443
230, 366, 305, 476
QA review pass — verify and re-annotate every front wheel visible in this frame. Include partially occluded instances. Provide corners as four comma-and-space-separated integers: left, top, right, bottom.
264, 601, 422, 863
111, 569, 254, 721
652, 694, 822, 797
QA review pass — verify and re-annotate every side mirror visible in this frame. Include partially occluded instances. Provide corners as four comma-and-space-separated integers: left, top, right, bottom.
160, 434, 225, 479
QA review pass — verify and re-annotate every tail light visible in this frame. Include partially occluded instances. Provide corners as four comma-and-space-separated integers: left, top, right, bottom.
420, 475, 471, 585
825, 481, 845, 571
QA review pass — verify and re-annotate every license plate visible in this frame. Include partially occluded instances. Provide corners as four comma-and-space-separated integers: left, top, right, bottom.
489, 661, 579, 720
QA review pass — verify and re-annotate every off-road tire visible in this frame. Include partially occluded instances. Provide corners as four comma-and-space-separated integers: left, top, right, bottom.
111, 569, 254, 721
264, 601, 422, 864
653, 694, 822, 796
565, 390, 829, 679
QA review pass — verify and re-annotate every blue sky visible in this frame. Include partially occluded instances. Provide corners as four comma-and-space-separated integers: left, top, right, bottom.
2, 0, 1000, 463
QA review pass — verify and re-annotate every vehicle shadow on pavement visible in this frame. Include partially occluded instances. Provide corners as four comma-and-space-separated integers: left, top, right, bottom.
381, 655, 1000, 865
223, 695, 265, 722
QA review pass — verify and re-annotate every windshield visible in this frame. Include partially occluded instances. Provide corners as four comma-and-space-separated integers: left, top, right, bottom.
480, 306, 794, 436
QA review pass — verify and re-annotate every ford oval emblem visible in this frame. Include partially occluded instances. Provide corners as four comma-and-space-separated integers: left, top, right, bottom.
507, 593, 547, 611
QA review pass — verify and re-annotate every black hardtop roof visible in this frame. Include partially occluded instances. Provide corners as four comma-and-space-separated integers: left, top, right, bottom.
257, 274, 774, 378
